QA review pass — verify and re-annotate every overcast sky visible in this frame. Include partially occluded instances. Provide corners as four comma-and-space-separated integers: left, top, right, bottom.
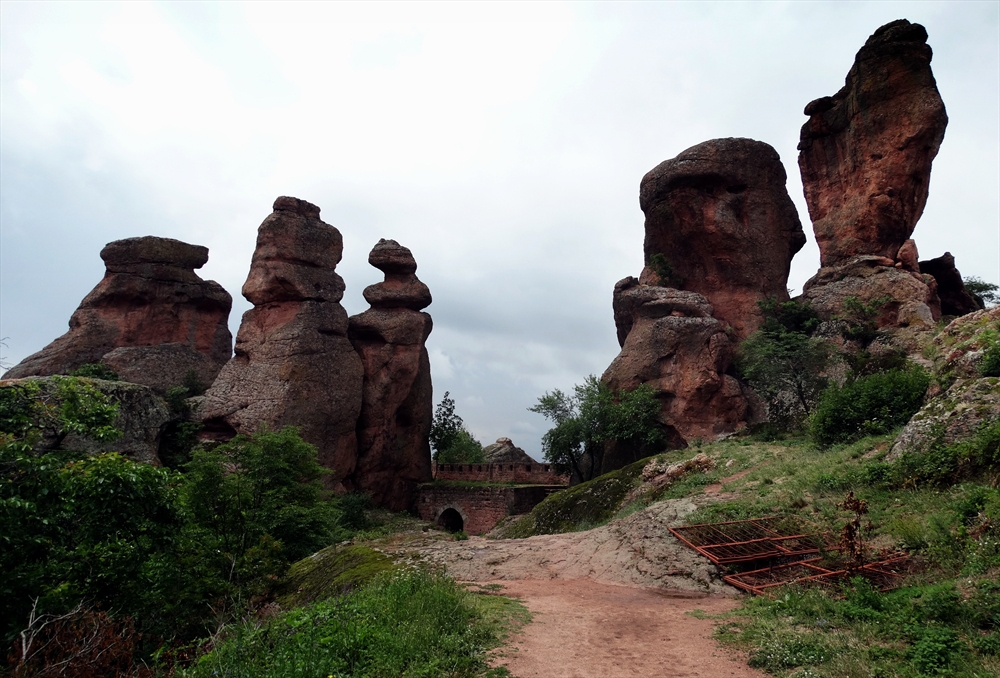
2, 1, 997, 459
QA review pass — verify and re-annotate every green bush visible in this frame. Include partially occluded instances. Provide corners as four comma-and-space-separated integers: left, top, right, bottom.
182, 569, 524, 678
810, 367, 930, 446
980, 336, 1000, 377
70, 363, 119, 381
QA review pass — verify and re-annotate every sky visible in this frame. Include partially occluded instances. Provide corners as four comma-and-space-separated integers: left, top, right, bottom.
2, 1, 998, 459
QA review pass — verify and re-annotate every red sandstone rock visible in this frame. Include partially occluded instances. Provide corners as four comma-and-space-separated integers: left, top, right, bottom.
919, 252, 982, 317
639, 138, 805, 340
348, 239, 434, 511
801, 255, 941, 329
3, 236, 232, 390
895, 239, 920, 274
798, 20, 948, 268
602, 281, 749, 472
198, 198, 363, 489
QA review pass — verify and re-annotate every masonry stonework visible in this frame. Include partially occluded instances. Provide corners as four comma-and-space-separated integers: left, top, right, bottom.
433, 462, 569, 485
416, 484, 563, 535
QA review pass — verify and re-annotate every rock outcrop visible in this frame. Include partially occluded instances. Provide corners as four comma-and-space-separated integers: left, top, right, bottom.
0, 376, 172, 465
482, 438, 535, 464
347, 239, 434, 511
602, 278, 748, 471
798, 19, 948, 268
198, 197, 363, 489
3, 237, 232, 391
639, 138, 806, 340
919, 252, 982, 317
796, 20, 949, 329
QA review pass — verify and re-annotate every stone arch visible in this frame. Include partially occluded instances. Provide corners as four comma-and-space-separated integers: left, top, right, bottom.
435, 505, 467, 533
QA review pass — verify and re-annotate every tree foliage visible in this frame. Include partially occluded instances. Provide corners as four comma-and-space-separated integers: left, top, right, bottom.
964, 276, 999, 308
429, 392, 483, 463
737, 298, 830, 428
529, 376, 662, 482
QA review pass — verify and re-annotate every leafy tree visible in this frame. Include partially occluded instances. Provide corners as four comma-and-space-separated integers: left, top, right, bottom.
809, 366, 931, 446
964, 276, 999, 308
429, 392, 483, 463
529, 376, 662, 482
737, 299, 831, 428
181, 427, 341, 592
838, 295, 892, 346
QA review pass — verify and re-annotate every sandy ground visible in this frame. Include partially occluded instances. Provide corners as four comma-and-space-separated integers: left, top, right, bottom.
386, 493, 768, 677
486, 579, 766, 678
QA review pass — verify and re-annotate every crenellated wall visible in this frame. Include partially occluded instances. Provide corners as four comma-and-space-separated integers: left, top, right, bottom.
416, 484, 564, 535
433, 461, 569, 485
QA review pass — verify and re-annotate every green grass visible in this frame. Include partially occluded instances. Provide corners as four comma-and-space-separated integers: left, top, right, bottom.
182, 569, 529, 678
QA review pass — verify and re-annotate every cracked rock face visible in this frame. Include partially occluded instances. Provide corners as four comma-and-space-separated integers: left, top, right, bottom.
639, 137, 805, 340
798, 19, 948, 269
198, 197, 363, 489
602, 278, 749, 472
2, 236, 232, 392
348, 239, 433, 511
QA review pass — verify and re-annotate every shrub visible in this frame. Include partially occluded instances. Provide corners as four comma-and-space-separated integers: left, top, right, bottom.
980, 335, 1000, 377
809, 366, 930, 446
69, 363, 119, 381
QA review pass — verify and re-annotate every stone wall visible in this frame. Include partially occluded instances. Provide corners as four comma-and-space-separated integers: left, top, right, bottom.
433, 462, 569, 485
416, 484, 563, 535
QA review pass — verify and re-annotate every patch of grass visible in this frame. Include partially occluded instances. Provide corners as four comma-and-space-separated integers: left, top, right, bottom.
276, 544, 397, 608
489, 455, 651, 538
184, 569, 528, 678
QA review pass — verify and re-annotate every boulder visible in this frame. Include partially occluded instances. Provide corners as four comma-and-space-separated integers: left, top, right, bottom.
639, 137, 806, 340
887, 377, 1000, 462
482, 438, 535, 464
3, 236, 233, 391
926, 307, 1000, 381
198, 198, 364, 489
0, 376, 172, 465
602, 279, 749, 472
919, 252, 982, 317
798, 20, 948, 268
348, 239, 434, 511
801, 255, 941, 329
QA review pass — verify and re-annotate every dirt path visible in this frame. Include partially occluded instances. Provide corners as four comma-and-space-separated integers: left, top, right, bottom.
487, 579, 765, 678
384, 497, 766, 677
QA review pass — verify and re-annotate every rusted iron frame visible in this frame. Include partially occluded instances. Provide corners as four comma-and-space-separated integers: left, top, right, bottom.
669, 528, 826, 566
725, 556, 910, 596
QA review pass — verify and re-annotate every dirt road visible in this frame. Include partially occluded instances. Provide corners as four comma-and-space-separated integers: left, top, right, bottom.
389, 497, 766, 677
487, 579, 765, 678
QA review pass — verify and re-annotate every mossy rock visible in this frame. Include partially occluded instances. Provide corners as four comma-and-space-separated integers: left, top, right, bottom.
489, 456, 652, 539
276, 544, 397, 608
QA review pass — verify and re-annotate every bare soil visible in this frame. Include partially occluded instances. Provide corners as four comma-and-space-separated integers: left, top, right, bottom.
384, 497, 767, 677
486, 579, 765, 678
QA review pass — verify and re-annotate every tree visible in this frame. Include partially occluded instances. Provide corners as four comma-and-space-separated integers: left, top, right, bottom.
529, 376, 662, 482
429, 393, 483, 463
736, 298, 831, 430
964, 276, 999, 308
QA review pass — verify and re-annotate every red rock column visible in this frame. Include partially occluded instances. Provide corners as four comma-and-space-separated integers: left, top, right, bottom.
3, 236, 232, 392
348, 239, 433, 511
198, 197, 363, 489
639, 137, 806, 340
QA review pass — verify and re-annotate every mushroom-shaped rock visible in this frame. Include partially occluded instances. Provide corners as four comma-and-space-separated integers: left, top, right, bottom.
3, 236, 232, 392
198, 198, 363, 489
639, 138, 805, 340
798, 19, 948, 268
348, 239, 434, 511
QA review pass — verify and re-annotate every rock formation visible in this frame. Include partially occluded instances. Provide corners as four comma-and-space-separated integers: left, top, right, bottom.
3, 237, 232, 391
797, 20, 949, 329
602, 278, 749, 471
482, 438, 535, 464
347, 239, 434, 511
198, 197, 363, 489
798, 19, 948, 267
639, 137, 806, 340
0, 376, 172, 465
919, 252, 982, 317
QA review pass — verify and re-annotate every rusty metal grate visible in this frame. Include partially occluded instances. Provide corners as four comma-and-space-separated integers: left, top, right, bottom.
668, 517, 830, 566
723, 555, 912, 596
669, 517, 913, 596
